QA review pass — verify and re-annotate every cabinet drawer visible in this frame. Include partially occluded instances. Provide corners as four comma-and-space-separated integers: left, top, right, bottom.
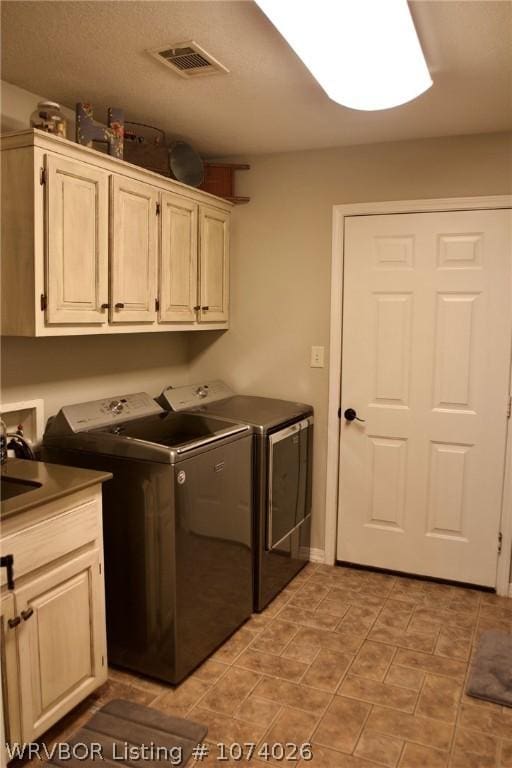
0, 498, 101, 586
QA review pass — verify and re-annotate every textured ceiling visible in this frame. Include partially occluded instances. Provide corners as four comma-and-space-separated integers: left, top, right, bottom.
1, 0, 511, 156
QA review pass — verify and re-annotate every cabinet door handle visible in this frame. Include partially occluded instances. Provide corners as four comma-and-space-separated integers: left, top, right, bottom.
201, 306, 209, 311
193, 305, 200, 312
114, 303, 125, 310
7, 616, 21, 629
21, 608, 34, 621
101, 303, 110, 310
0, 554, 15, 590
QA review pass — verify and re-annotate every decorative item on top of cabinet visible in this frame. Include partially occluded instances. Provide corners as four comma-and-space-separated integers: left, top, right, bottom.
76, 103, 124, 159
124, 121, 170, 176
0, 129, 231, 336
200, 162, 250, 204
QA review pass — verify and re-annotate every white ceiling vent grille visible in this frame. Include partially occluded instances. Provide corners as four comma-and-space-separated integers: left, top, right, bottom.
148, 41, 229, 78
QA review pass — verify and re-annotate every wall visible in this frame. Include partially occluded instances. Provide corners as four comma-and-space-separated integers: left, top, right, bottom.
1, 80, 75, 137
188, 131, 512, 554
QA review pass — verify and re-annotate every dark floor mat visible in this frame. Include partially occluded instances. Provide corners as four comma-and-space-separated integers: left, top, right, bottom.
44, 698, 207, 766
466, 630, 512, 707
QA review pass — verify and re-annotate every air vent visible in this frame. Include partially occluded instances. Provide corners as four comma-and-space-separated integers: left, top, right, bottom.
148, 40, 229, 78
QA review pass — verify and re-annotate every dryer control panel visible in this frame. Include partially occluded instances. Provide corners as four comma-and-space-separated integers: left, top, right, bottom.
45, 392, 164, 435
159, 381, 234, 411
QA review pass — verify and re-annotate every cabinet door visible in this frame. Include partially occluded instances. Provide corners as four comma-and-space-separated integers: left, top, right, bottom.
111, 176, 158, 323
198, 206, 229, 323
1, 592, 21, 754
160, 192, 198, 323
46, 155, 109, 325
16, 549, 107, 742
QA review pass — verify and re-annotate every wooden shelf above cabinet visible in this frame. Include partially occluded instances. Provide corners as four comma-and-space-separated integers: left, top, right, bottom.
199, 162, 250, 204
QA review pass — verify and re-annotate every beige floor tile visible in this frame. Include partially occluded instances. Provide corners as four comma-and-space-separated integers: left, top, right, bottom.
354, 730, 403, 767
368, 625, 438, 654
192, 706, 267, 744
338, 605, 381, 634
313, 695, 371, 753
153, 676, 211, 714
393, 649, 467, 679
300, 745, 377, 767
315, 596, 351, 619
390, 580, 427, 604
278, 606, 340, 631
409, 606, 476, 632
88, 678, 158, 710
398, 742, 448, 767
415, 673, 462, 722
264, 706, 319, 746
282, 637, 321, 665
384, 665, 425, 691
452, 727, 499, 768
107, 666, 168, 696
251, 620, 298, 655
253, 677, 332, 714
338, 676, 418, 713
501, 739, 512, 767
301, 648, 353, 691
376, 600, 414, 631
366, 706, 453, 751
235, 694, 281, 727
213, 627, 257, 663
294, 625, 364, 655
234, 648, 308, 682
193, 659, 230, 685
458, 697, 512, 739
199, 666, 261, 716
433, 626, 472, 661
350, 640, 396, 682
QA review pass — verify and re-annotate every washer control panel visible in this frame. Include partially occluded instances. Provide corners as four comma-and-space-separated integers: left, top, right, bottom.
161, 381, 234, 411
48, 392, 164, 434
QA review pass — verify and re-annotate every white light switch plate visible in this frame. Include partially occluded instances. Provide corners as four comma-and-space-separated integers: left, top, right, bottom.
310, 346, 325, 368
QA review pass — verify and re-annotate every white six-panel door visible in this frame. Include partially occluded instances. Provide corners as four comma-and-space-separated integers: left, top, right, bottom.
337, 209, 511, 586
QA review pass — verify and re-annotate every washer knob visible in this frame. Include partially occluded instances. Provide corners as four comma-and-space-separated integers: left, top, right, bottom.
109, 400, 124, 414
195, 386, 209, 399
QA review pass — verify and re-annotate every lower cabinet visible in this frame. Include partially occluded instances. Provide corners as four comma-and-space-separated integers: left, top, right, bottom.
1, 487, 108, 751
16, 549, 106, 742
1, 592, 21, 753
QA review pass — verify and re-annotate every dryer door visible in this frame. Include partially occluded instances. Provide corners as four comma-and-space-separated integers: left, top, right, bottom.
267, 418, 311, 550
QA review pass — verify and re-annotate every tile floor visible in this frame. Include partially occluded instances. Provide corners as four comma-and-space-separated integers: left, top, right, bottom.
28, 563, 512, 767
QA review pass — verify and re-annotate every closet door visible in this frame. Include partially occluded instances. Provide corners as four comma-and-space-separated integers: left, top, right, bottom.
159, 192, 198, 323
111, 175, 158, 323
45, 155, 108, 325
198, 206, 229, 323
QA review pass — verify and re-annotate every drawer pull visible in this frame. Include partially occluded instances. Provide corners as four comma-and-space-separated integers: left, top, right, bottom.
21, 608, 34, 621
7, 616, 21, 629
0, 554, 15, 590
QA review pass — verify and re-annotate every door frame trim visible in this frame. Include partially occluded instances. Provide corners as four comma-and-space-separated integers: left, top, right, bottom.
325, 195, 512, 595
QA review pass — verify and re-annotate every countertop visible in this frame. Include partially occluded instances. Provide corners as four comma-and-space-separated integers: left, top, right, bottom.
1, 458, 112, 519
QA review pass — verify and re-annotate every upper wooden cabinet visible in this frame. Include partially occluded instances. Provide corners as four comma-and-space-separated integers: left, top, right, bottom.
0, 129, 232, 336
159, 191, 198, 323
111, 175, 158, 324
199, 206, 230, 323
46, 155, 109, 325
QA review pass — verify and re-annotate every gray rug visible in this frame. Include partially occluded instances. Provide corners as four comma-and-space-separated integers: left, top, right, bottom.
467, 630, 512, 707
45, 699, 208, 766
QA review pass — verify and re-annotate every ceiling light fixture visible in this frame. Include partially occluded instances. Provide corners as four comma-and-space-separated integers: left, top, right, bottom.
254, 0, 433, 111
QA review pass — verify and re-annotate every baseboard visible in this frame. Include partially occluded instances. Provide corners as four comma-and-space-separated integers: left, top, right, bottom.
300, 547, 325, 564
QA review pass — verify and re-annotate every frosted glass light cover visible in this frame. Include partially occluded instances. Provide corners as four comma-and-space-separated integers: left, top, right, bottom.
255, 0, 433, 111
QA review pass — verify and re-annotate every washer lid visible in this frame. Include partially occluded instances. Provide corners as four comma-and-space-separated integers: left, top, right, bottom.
193, 395, 313, 432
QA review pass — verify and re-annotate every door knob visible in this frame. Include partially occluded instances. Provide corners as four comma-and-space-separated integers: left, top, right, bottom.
344, 408, 365, 423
